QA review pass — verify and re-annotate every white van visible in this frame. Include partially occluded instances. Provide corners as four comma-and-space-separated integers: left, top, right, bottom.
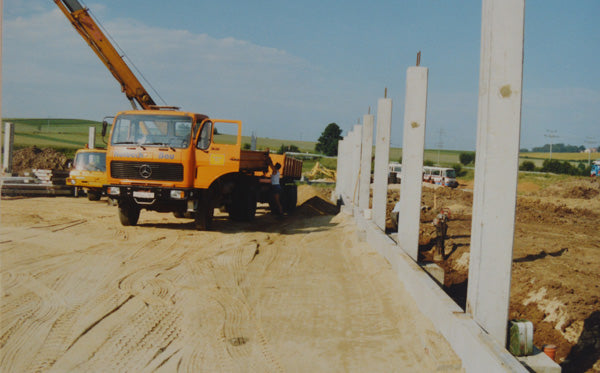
388, 163, 402, 183
423, 166, 458, 188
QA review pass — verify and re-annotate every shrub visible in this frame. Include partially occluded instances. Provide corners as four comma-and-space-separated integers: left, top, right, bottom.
519, 161, 535, 171
459, 152, 475, 165
452, 163, 466, 177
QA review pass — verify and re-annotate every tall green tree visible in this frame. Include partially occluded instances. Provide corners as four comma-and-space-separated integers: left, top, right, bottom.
315, 123, 343, 156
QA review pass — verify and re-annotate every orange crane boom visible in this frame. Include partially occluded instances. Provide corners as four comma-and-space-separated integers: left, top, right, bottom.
54, 0, 157, 110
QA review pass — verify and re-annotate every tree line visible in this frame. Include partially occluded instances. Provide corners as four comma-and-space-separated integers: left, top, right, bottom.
522, 143, 595, 153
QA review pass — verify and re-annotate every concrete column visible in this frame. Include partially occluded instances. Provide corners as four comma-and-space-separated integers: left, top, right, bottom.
372, 98, 392, 230
335, 138, 345, 202
397, 67, 429, 260
3, 122, 14, 174
0, 0, 3, 145
344, 128, 356, 204
88, 127, 96, 149
359, 115, 374, 212
350, 124, 362, 205
466, 0, 525, 347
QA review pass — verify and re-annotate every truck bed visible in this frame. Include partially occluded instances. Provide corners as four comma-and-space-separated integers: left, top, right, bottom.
239, 150, 270, 172
240, 151, 302, 179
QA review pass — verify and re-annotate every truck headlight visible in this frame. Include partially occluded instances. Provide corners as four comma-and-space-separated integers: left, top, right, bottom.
107, 187, 120, 195
170, 190, 185, 199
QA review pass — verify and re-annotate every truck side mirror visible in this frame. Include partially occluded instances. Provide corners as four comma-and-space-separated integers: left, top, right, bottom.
101, 120, 108, 137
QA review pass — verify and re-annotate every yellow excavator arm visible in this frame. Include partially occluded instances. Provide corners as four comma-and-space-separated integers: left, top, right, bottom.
54, 0, 157, 110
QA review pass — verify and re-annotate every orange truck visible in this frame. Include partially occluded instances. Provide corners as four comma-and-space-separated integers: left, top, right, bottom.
56, 0, 302, 229
103, 111, 302, 229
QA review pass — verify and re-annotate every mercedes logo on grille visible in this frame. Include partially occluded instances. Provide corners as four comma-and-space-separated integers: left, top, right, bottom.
139, 164, 152, 179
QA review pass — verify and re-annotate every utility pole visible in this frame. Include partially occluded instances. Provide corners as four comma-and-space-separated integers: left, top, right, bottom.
545, 130, 558, 160
436, 128, 445, 165
584, 136, 596, 165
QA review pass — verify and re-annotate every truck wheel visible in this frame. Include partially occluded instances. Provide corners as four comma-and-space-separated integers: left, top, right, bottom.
87, 190, 101, 201
195, 191, 214, 230
119, 203, 140, 226
230, 187, 256, 221
282, 184, 298, 213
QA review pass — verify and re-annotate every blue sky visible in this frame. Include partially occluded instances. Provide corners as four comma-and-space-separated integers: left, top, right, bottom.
2, 0, 599, 150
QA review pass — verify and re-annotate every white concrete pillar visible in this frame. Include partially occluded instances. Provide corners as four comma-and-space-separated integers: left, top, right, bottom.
335, 138, 346, 202
0, 0, 3, 147
88, 127, 96, 149
350, 124, 362, 205
397, 67, 429, 260
344, 128, 356, 203
3, 122, 14, 174
359, 115, 374, 212
372, 98, 393, 230
340, 136, 352, 205
466, 0, 525, 347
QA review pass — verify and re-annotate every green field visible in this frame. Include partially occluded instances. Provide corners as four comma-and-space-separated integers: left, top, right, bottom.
520, 152, 599, 167
5, 118, 104, 155
4, 118, 596, 173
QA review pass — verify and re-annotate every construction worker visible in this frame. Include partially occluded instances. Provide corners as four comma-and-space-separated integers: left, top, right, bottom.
270, 162, 284, 215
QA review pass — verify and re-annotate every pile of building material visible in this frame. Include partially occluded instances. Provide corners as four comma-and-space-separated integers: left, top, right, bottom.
1, 169, 73, 197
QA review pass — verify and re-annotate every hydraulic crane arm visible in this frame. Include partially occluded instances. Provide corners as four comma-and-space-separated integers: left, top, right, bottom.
55, 0, 157, 110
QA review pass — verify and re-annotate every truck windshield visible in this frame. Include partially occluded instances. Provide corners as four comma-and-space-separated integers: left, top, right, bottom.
74, 152, 106, 172
111, 114, 193, 149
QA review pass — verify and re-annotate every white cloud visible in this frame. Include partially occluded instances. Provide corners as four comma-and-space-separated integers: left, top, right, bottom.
2, 6, 367, 141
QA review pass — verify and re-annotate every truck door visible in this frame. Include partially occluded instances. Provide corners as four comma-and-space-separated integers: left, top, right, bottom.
194, 119, 242, 189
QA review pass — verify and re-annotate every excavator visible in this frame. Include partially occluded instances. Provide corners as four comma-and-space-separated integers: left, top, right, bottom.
56, 0, 302, 229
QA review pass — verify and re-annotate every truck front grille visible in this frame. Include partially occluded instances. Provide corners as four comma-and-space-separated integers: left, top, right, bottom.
110, 161, 184, 182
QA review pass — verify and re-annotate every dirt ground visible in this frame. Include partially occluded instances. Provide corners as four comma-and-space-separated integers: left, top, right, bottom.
386, 178, 600, 372
0, 185, 463, 372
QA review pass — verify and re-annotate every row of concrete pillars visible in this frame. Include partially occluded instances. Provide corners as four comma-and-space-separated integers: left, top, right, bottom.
335, 0, 525, 348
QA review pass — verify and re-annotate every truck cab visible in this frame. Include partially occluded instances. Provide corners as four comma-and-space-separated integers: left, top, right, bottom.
67, 148, 107, 200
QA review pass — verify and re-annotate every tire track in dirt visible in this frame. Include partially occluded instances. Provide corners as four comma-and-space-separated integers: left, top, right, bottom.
20, 230, 189, 371
207, 238, 283, 372
173, 235, 284, 373
0, 272, 69, 373
1, 194, 463, 372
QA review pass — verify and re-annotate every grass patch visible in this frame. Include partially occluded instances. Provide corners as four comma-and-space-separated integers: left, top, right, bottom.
517, 172, 573, 190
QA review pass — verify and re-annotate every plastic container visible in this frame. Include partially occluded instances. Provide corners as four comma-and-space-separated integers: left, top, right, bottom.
543, 344, 557, 361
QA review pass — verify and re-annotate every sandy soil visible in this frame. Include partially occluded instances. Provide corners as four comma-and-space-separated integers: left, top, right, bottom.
0, 185, 462, 372
386, 178, 600, 373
